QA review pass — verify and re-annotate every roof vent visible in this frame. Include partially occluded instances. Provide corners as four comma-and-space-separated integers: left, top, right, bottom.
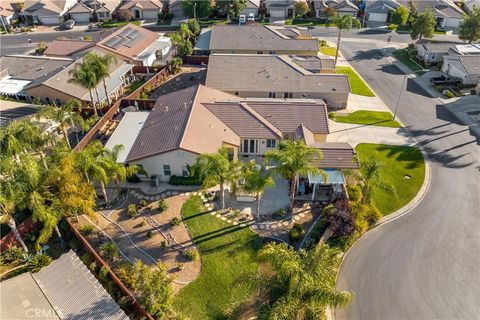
165, 106, 169, 112
209, 124, 213, 128
183, 102, 187, 109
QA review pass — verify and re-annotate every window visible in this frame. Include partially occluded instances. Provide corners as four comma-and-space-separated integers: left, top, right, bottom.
269, 51, 276, 54
182, 165, 189, 177
55, 98, 62, 106
241, 139, 258, 154
45, 97, 51, 104
234, 91, 239, 96
430, 53, 437, 60
266, 139, 276, 148
257, 50, 264, 54
268, 92, 276, 98
163, 165, 171, 176
283, 92, 293, 98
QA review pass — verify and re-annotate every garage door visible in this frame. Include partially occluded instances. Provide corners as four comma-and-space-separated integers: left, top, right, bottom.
444, 17, 460, 28
269, 9, 286, 18
71, 13, 91, 23
39, 16, 60, 25
368, 12, 387, 22
142, 9, 159, 19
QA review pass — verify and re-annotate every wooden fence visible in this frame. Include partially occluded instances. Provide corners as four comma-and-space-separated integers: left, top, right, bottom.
67, 220, 154, 320
0, 217, 39, 251
184, 55, 209, 65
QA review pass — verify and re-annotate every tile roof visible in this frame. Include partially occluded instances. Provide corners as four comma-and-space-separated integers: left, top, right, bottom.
206, 54, 350, 94
310, 142, 359, 169
0, 55, 73, 81
120, 0, 163, 10
43, 39, 95, 57
208, 25, 319, 52
23, 0, 71, 15
96, 23, 160, 61
68, 2, 93, 13
126, 85, 241, 161
444, 55, 480, 74
421, 42, 454, 53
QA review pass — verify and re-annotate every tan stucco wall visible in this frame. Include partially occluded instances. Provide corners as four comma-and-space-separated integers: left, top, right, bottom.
26, 85, 87, 106
313, 134, 326, 142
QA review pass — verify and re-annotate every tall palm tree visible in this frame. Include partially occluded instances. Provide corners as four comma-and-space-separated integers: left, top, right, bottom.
0, 122, 24, 161
37, 99, 86, 149
330, 14, 352, 67
193, 147, 242, 209
240, 242, 352, 319
69, 61, 99, 116
242, 160, 274, 220
14, 120, 51, 169
101, 144, 139, 197
359, 158, 395, 204
266, 140, 327, 213
85, 52, 118, 107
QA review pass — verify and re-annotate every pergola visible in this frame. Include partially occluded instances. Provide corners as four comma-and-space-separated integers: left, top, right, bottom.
305, 169, 346, 201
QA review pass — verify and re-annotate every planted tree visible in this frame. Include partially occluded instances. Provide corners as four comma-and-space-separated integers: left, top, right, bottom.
69, 61, 99, 116
216, 0, 247, 21
241, 160, 274, 220
410, 10, 435, 41
391, 6, 409, 26
359, 158, 395, 205
294, 1, 309, 18
330, 14, 353, 67
181, 0, 211, 18
458, 7, 480, 43
240, 242, 352, 318
193, 147, 241, 209
266, 140, 326, 212
85, 52, 118, 107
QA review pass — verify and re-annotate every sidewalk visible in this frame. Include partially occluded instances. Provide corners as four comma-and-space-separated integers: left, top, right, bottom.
326, 120, 415, 147
344, 94, 389, 112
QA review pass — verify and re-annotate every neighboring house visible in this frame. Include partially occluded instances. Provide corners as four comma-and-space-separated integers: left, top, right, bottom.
0, 250, 128, 320
205, 54, 350, 109
241, 0, 261, 17
365, 0, 403, 23
119, 0, 163, 20
462, 0, 480, 13
0, 55, 73, 101
416, 42, 480, 64
442, 55, 480, 85
43, 39, 96, 57
24, 49, 134, 108
0, 100, 39, 127
0, 5, 15, 28
96, 23, 170, 66
67, 0, 122, 23
264, 0, 298, 20
21, 0, 77, 25
193, 25, 319, 55
397, 0, 464, 29
111, 84, 338, 181
67, 1, 93, 23
314, 0, 359, 18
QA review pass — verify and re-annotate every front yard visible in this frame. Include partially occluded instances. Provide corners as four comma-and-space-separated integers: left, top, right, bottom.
392, 48, 425, 74
174, 195, 263, 319
336, 66, 375, 97
320, 45, 337, 56
355, 143, 425, 215
331, 110, 401, 128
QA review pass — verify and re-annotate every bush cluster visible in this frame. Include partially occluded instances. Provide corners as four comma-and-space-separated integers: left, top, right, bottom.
184, 248, 199, 261
168, 175, 202, 186
289, 223, 304, 243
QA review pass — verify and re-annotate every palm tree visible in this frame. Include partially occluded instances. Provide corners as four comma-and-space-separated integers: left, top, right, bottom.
15, 120, 51, 169
0, 122, 24, 161
359, 159, 395, 204
193, 147, 242, 209
69, 61, 99, 116
242, 160, 274, 220
37, 99, 86, 149
266, 140, 327, 213
240, 242, 352, 319
330, 14, 352, 67
101, 144, 138, 197
85, 52, 118, 107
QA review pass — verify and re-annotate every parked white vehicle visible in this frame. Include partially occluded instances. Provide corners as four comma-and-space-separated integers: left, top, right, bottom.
239, 15, 246, 25
247, 13, 255, 23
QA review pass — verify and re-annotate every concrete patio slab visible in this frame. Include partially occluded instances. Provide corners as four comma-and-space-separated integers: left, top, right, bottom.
345, 94, 389, 112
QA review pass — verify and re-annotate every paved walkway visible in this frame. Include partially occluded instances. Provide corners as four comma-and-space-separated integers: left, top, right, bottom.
327, 119, 415, 147
345, 94, 389, 112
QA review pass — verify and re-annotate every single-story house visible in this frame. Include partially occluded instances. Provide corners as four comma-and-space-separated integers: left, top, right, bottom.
264, 0, 300, 19
194, 25, 319, 55
205, 54, 350, 109
21, 0, 77, 25
241, 0, 261, 17
314, 0, 359, 18
397, 0, 464, 29
43, 39, 96, 58
442, 55, 480, 85
365, 0, 403, 23
24, 49, 134, 108
67, 0, 122, 22
0, 100, 39, 127
0, 250, 128, 320
416, 42, 480, 64
462, 0, 480, 13
96, 23, 170, 66
119, 0, 163, 20
0, 5, 15, 28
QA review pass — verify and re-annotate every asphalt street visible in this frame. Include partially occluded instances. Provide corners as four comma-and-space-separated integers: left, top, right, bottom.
0, 29, 105, 56
335, 41, 480, 319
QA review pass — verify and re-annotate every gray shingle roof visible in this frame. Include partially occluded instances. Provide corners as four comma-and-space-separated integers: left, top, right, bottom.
206, 54, 350, 94
0, 55, 72, 81
208, 25, 319, 52
445, 55, 480, 74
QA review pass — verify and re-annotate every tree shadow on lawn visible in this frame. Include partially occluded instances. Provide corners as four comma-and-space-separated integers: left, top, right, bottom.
181, 208, 215, 221
374, 144, 424, 170
192, 224, 251, 245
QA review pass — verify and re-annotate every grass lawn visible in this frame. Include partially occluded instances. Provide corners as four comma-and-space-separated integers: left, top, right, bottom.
125, 79, 146, 94
101, 21, 141, 28
331, 110, 401, 128
336, 66, 375, 97
174, 195, 263, 319
286, 19, 328, 26
320, 46, 337, 56
355, 143, 425, 216
392, 49, 426, 74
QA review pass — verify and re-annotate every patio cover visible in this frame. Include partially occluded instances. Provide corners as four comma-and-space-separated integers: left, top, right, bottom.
308, 168, 345, 185
0, 78, 31, 95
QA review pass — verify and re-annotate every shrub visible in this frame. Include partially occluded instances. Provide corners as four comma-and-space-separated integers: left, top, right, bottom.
81, 252, 91, 265
289, 223, 304, 242
276, 208, 287, 218
158, 199, 168, 212
170, 217, 181, 226
28, 253, 52, 273
100, 242, 120, 261
184, 248, 199, 261
328, 111, 336, 119
168, 175, 202, 186
140, 199, 149, 208
1, 246, 24, 264
99, 266, 110, 281
443, 90, 455, 98
79, 224, 94, 236
352, 19, 361, 28
161, 241, 167, 248
127, 174, 141, 183
347, 185, 363, 203
88, 261, 97, 272
128, 204, 139, 217
435, 85, 444, 92
147, 230, 154, 239
135, 221, 146, 228
326, 208, 356, 237
323, 204, 336, 216
387, 24, 398, 31
318, 39, 327, 47
165, 12, 173, 20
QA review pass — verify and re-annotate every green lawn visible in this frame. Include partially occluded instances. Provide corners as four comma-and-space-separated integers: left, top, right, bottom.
392, 49, 425, 74
336, 66, 375, 97
101, 21, 141, 28
331, 110, 401, 128
174, 196, 263, 319
286, 19, 328, 26
355, 144, 425, 215
320, 46, 337, 56
125, 79, 146, 94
